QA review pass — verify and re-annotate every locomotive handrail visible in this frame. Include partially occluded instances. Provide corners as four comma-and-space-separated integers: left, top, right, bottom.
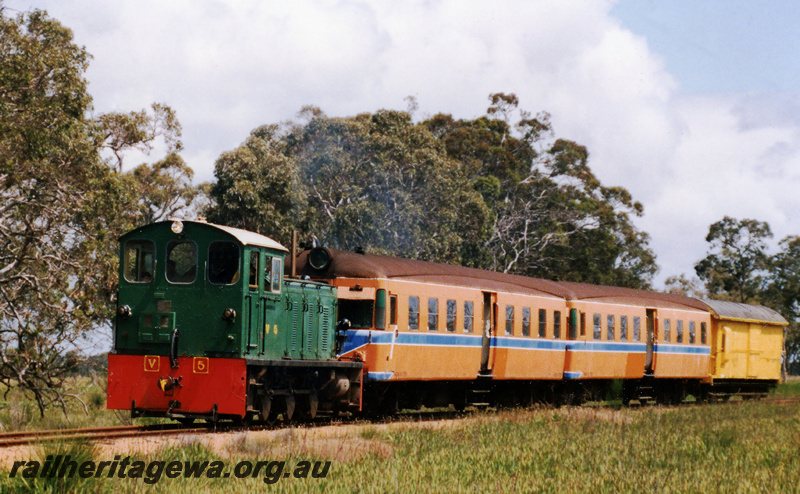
170, 328, 179, 369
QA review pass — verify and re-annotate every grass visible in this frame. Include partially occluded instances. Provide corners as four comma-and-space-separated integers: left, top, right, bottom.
2, 381, 800, 492
0, 376, 169, 432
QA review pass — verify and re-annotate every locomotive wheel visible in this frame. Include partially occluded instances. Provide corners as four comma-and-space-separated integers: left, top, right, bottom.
259, 396, 272, 422
284, 395, 296, 421
297, 393, 319, 421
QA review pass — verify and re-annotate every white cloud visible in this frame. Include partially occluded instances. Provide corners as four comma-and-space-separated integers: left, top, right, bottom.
6, 0, 800, 285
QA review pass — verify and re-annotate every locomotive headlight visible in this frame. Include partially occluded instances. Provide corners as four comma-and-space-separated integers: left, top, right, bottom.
171, 220, 183, 234
222, 308, 237, 322
308, 247, 332, 271
117, 305, 132, 319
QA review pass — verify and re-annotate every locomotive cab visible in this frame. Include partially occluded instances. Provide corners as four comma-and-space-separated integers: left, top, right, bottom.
108, 220, 362, 422
113, 219, 289, 359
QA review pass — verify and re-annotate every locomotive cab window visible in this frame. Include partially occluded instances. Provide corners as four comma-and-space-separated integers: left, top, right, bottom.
339, 299, 374, 329
247, 252, 260, 289
264, 256, 283, 293
208, 241, 240, 285
166, 240, 197, 284
124, 239, 155, 283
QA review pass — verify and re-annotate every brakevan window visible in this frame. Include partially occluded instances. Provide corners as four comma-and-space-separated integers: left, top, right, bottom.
208, 241, 239, 285
620, 316, 628, 341
633, 316, 641, 341
676, 320, 684, 343
428, 298, 439, 331
663, 319, 671, 343
166, 240, 197, 284
505, 305, 514, 335
554, 311, 561, 339
689, 321, 696, 344
124, 240, 155, 283
607, 315, 615, 341
522, 307, 531, 337
701, 322, 707, 344
338, 299, 374, 329
464, 301, 474, 333
446, 300, 456, 332
593, 314, 602, 340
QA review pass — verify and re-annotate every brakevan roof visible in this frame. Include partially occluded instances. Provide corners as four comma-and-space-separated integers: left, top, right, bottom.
294, 248, 710, 311
700, 299, 789, 325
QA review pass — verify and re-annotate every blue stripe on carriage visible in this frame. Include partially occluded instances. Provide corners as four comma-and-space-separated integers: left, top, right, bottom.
365, 372, 394, 381
340, 330, 709, 356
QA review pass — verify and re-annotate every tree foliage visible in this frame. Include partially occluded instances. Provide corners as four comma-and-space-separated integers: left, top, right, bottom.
694, 216, 773, 303
208, 94, 657, 288
0, 6, 195, 415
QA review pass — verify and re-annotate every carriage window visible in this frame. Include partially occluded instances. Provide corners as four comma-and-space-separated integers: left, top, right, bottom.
607, 315, 615, 341
676, 320, 684, 343
593, 313, 602, 340
166, 240, 197, 284
464, 301, 474, 333
428, 298, 439, 331
663, 319, 671, 343
522, 307, 531, 337
539, 309, 547, 338
580, 312, 586, 337
701, 322, 707, 344
689, 321, 696, 344
208, 241, 239, 285
633, 316, 641, 341
446, 300, 457, 332
390, 295, 398, 325
264, 257, 282, 293
620, 316, 628, 341
339, 299, 374, 329
409, 296, 419, 330
505, 305, 515, 335
554, 311, 561, 339
124, 240, 155, 283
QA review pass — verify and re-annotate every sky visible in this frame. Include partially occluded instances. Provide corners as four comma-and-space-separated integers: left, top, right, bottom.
5, 0, 800, 288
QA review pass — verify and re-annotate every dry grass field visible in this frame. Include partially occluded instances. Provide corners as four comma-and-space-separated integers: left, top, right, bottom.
2, 379, 799, 493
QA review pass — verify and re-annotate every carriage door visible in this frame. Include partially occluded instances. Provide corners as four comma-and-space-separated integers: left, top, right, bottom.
480, 292, 497, 375
645, 308, 657, 374
244, 249, 263, 356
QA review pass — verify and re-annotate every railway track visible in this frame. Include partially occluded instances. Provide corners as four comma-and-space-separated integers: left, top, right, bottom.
1, 396, 797, 448
0, 424, 215, 448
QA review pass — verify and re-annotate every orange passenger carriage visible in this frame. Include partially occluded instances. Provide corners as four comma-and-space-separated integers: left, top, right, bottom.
295, 246, 781, 409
